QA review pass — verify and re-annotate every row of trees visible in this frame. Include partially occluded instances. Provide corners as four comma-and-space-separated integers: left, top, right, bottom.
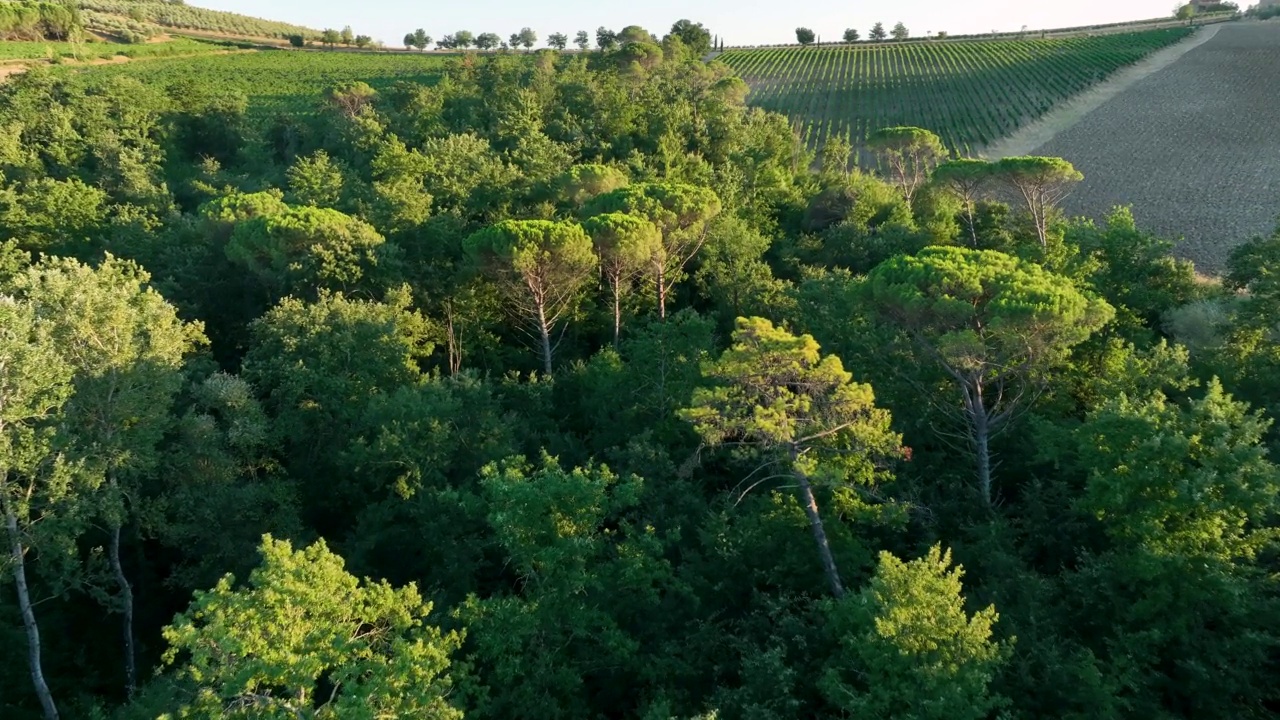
797, 21, 912, 45
401, 19, 714, 55
312, 25, 372, 48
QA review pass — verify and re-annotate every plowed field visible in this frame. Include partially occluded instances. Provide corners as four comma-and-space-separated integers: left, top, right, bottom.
1034, 22, 1280, 273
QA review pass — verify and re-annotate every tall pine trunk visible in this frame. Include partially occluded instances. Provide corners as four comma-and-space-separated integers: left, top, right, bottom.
3, 491, 60, 720
791, 451, 845, 598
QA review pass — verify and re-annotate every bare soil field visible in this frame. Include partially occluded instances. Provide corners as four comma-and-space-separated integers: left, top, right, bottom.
1031, 22, 1280, 274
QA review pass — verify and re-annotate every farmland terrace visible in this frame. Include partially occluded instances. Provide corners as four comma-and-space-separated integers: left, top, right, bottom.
1032, 21, 1280, 273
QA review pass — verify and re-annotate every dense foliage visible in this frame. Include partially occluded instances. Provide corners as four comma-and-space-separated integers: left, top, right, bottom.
718, 28, 1192, 157
0, 17, 1278, 720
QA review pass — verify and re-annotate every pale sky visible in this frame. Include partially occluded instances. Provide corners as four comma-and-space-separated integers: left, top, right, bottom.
202, 0, 1185, 47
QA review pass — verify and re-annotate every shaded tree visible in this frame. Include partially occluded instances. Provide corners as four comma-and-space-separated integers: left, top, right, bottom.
11, 255, 199, 699
891, 21, 909, 40
583, 213, 662, 346
547, 32, 568, 50
796, 27, 816, 45
990, 156, 1083, 248
932, 158, 993, 247
574, 30, 590, 49
475, 32, 501, 50
465, 220, 598, 374
870, 22, 887, 41
0, 296, 78, 720
668, 19, 712, 55
843, 28, 860, 42
862, 247, 1113, 506
596, 26, 617, 50
867, 126, 947, 205
584, 183, 722, 319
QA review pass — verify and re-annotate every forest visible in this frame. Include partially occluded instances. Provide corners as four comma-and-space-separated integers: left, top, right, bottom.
1, 17, 1279, 720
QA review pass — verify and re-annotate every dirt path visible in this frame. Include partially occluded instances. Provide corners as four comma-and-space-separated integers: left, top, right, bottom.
980, 24, 1224, 159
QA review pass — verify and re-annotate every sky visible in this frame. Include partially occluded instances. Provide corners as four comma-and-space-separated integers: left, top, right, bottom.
199, 0, 1186, 47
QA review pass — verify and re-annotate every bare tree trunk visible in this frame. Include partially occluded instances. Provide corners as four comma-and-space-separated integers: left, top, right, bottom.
107, 515, 136, 699
656, 268, 667, 321
965, 202, 979, 248
3, 493, 60, 720
612, 280, 622, 348
535, 301, 553, 375
967, 382, 994, 506
791, 453, 845, 598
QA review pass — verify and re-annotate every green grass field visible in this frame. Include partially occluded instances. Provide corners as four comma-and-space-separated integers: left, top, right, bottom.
716, 28, 1193, 157
0, 36, 234, 62
63, 49, 453, 119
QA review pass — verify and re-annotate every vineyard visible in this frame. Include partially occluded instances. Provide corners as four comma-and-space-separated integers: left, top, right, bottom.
65, 50, 452, 118
0, 35, 233, 60
717, 28, 1193, 158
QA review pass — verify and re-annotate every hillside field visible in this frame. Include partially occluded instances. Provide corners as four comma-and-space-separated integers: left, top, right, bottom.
63, 49, 452, 118
717, 28, 1192, 158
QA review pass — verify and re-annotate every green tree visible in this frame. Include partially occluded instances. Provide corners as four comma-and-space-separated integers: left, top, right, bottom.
411, 28, 431, 50
403, 32, 414, 50
339, 25, 354, 46
321, 28, 339, 47
795, 27, 816, 45
668, 19, 712, 55
680, 317, 903, 597
821, 546, 1010, 719
583, 213, 662, 346
453, 30, 474, 49
455, 456, 672, 720
891, 21, 910, 40
154, 536, 463, 719
518, 27, 538, 51
867, 126, 947, 205
932, 158, 993, 247
475, 32, 501, 50
1068, 381, 1280, 717
862, 247, 1113, 506
555, 164, 629, 208
0, 296, 78, 720
243, 290, 433, 530
10, 255, 199, 698
224, 204, 387, 300
585, 183, 722, 319
596, 26, 617, 50
842, 28, 860, 42
465, 220, 598, 374
289, 34, 305, 47
870, 22, 888, 41
574, 30, 590, 49
285, 150, 346, 208
990, 156, 1083, 248
547, 32, 568, 50
354, 34, 372, 48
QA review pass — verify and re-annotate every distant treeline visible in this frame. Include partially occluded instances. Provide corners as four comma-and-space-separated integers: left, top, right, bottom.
0, 0, 82, 41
